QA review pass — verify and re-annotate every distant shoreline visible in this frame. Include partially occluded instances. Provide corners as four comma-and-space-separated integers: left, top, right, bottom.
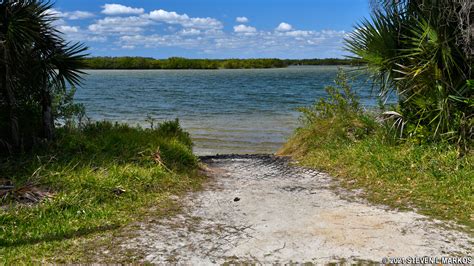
81, 65, 359, 71
82, 57, 363, 70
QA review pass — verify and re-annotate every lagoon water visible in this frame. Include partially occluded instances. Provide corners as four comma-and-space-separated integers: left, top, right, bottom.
77, 66, 377, 155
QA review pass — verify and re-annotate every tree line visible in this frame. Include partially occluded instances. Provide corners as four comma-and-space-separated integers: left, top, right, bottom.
283, 58, 364, 66
81, 57, 360, 69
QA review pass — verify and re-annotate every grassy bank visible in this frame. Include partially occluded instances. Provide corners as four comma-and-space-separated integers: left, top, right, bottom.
0, 120, 203, 263
279, 72, 473, 229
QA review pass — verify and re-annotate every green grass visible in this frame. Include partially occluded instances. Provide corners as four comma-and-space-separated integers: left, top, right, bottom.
279, 71, 473, 229
0, 120, 204, 263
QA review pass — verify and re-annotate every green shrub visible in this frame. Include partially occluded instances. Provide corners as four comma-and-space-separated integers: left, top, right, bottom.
0, 120, 200, 261
296, 69, 377, 146
280, 69, 474, 227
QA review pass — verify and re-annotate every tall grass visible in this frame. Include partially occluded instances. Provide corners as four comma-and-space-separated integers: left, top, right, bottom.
0, 120, 202, 262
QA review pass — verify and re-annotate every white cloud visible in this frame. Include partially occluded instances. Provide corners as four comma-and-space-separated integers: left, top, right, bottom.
88, 16, 151, 34
236, 16, 249, 23
149, 9, 187, 23
101, 4, 145, 15
58, 5, 346, 58
120, 34, 192, 48
276, 22, 293, 31
118, 28, 347, 58
187, 17, 223, 30
233, 24, 256, 33
321, 29, 347, 38
180, 28, 202, 36
149, 9, 223, 30
87, 36, 108, 42
284, 30, 311, 37
46, 8, 62, 17
58, 25, 79, 33
64, 11, 95, 20
57, 23, 108, 43
46, 8, 94, 20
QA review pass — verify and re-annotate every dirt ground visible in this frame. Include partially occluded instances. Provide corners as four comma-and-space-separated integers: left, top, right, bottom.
104, 155, 473, 264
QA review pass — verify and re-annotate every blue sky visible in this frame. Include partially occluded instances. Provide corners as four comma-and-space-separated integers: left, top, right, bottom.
53, 0, 370, 59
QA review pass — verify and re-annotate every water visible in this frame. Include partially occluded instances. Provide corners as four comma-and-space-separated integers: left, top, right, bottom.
76, 66, 378, 155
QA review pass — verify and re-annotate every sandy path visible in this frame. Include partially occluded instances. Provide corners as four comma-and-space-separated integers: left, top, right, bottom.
122, 155, 472, 264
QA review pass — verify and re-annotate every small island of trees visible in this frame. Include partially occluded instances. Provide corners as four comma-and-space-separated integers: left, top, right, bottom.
81, 57, 361, 70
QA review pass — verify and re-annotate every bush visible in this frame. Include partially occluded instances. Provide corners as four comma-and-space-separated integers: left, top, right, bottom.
0, 120, 200, 260
280, 69, 474, 227
295, 69, 377, 147
56, 120, 197, 171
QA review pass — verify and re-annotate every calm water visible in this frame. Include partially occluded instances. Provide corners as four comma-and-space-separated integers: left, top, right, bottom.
76, 66, 377, 155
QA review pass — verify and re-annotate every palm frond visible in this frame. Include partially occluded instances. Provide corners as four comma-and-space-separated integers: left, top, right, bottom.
344, 0, 472, 144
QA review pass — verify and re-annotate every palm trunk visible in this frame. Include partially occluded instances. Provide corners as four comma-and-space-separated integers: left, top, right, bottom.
41, 82, 54, 141
1, 2, 20, 150
2, 46, 20, 148
467, 1, 473, 78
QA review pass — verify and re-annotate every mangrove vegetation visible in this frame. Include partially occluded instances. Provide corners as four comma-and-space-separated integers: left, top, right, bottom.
81, 57, 360, 70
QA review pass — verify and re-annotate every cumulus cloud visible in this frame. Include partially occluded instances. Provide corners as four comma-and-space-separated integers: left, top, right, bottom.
57, 23, 108, 43
236, 16, 249, 23
118, 28, 347, 58
53, 4, 347, 58
149, 9, 187, 23
88, 16, 152, 34
180, 28, 202, 36
283, 30, 311, 37
46, 9, 94, 20
101, 4, 145, 15
233, 24, 256, 33
63, 11, 95, 20
276, 22, 293, 31
58, 25, 79, 33
149, 9, 223, 30
120, 34, 204, 49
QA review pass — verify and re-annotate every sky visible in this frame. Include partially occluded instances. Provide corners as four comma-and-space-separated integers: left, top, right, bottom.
52, 0, 370, 59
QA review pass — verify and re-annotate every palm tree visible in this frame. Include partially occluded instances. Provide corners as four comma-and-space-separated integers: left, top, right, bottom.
0, 0, 87, 151
345, 0, 473, 145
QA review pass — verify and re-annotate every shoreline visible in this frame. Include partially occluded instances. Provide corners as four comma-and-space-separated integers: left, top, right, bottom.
80, 64, 362, 71
81, 57, 363, 70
